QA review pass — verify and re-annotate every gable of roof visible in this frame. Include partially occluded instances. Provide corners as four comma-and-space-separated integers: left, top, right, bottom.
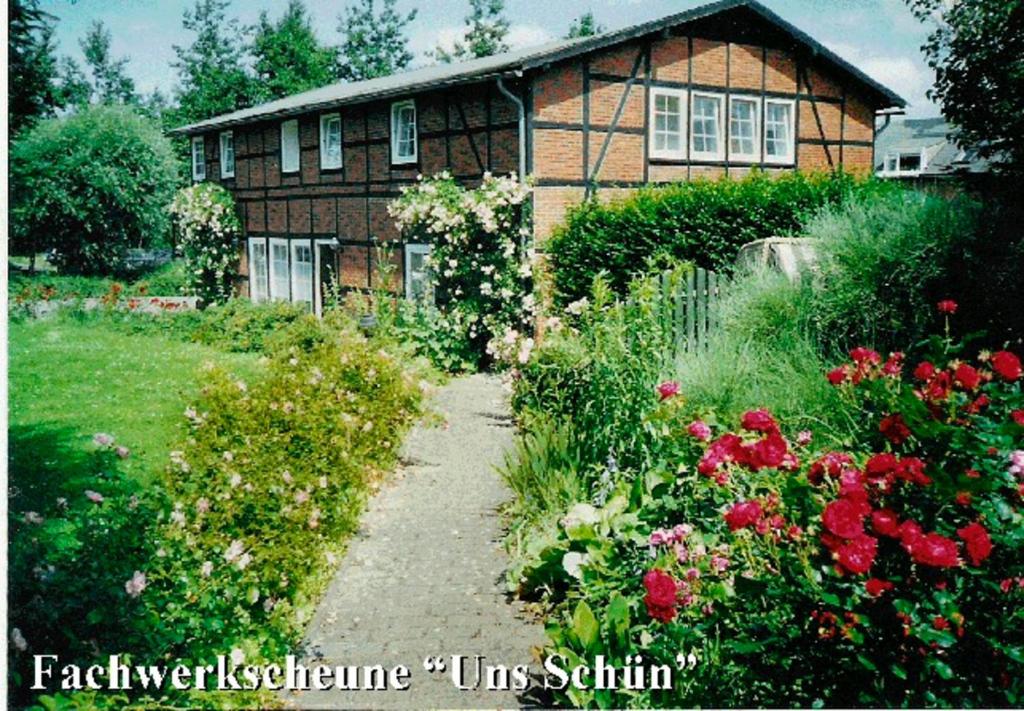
170, 0, 906, 136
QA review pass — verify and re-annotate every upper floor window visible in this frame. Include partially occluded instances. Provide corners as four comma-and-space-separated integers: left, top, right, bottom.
281, 119, 300, 174
191, 136, 206, 181
691, 92, 724, 161
649, 88, 686, 160
729, 97, 759, 162
764, 99, 795, 164
320, 113, 343, 170
219, 130, 235, 178
391, 100, 417, 164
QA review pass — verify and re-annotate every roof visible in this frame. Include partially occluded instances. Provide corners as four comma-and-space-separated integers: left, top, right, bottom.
875, 117, 992, 176
170, 0, 906, 135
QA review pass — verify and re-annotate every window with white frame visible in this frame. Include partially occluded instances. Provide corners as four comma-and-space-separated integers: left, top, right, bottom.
404, 244, 433, 302
649, 88, 687, 159
729, 96, 760, 162
191, 136, 206, 181
390, 100, 417, 164
248, 238, 268, 303
691, 93, 724, 161
269, 239, 290, 301
281, 119, 300, 173
320, 113, 343, 170
219, 131, 235, 178
883, 153, 899, 173
764, 99, 795, 164
290, 241, 314, 310
879, 151, 925, 176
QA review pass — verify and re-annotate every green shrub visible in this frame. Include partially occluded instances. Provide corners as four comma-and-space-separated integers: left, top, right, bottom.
186, 299, 310, 353
8, 261, 191, 304
9, 105, 180, 276
547, 171, 895, 305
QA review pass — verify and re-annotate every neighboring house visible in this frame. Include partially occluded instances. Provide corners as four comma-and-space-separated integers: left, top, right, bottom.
875, 117, 992, 181
170, 0, 903, 313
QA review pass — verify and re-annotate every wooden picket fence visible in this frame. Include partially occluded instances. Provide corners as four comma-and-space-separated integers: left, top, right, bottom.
627, 266, 726, 356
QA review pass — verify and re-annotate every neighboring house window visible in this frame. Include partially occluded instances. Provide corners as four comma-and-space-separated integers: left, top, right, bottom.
764, 99, 795, 164
729, 96, 760, 162
884, 153, 899, 173
248, 238, 268, 303
649, 88, 687, 160
879, 150, 925, 176
290, 241, 314, 311
191, 136, 206, 181
320, 113, 343, 170
898, 152, 922, 172
269, 238, 290, 300
220, 131, 235, 178
404, 244, 433, 302
281, 119, 300, 173
690, 92, 724, 161
390, 100, 417, 164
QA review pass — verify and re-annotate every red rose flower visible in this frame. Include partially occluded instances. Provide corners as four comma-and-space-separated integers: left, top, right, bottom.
909, 532, 961, 568
925, 371, 953, 401
956, 522, 993, 566
955, 491, 972, 506
657, 381, 681, 401
992, 351, 1022, 382
1012, 410, 1024, 427
865, 453, 898, 486
895, 456, 931, 486
865, 578, 894, 596
882, 352, 904, 376
808, 452, 855, 485
837, 535, 877, 575
913, 361, 936, 381
643, 569, 679, 622
750, 433, 788, 469
871, 509, 900, 537
879, 413, 911, 446
724, 500, 763, 531
827, 366, 850, 385
954, 363, 982, 390
741, 408, 779, 434
850, 347, 881, 365
899, 520, 924, 549
937, 299, 958, 314
822, 499, 866, 539
698, 433, 746, 475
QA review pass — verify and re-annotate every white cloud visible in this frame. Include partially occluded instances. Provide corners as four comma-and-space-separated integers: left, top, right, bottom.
410, 22, 553, 63
824, 40, 937, 116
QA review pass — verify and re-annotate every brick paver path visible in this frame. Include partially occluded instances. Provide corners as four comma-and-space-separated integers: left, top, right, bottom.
283, 374, 546, 709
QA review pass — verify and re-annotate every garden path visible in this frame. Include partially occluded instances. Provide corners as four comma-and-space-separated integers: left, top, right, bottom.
284, 373, 546, 709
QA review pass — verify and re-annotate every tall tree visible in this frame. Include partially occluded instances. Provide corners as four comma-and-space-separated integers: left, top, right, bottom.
432, 0, 510, 63
80, 20, 137, 104
172, 0, 255, 124
8, 0, 61, 134
251, 0, 338, 100
906, 0, 1024, 173
337, 0, 417, 81
566, 11, 604, 39
53, 56, 92, 110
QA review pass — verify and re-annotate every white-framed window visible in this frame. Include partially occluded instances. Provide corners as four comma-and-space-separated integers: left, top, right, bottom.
764, 99, 795, 164
690, 92, 725, 161
404, 243, 433, 302
269, 238, 290, 301
248, 238, 268, 303
883, 153, 899, 173
879, 150, 926, 176
728, 96, 760, 162
281, 119, 300, 173
320, 113, 343, 170
290, 241, 314, 311
648, 88, 687, 160
191, 136, 206, 181
219, 130, 235, 178
390, 100, 417, 164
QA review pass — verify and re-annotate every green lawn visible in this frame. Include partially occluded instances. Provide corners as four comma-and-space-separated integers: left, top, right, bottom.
8, 317, 263, 511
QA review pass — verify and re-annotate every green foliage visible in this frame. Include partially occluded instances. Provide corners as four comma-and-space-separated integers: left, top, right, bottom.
9, 105, 180, 275
336, 0, 417, 82
79, 20, 136, 105
251, 0, 339, 102
169, 183, 242, 304
566, 11, 605, 39
9, 261, 189, 303
432, 0, 510, 62
8, 0, 62, 134
548, 171, 893, 305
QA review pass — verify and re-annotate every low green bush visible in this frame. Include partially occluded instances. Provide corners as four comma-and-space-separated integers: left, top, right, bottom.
9, 260, 190, 302
548, 171, 895, 305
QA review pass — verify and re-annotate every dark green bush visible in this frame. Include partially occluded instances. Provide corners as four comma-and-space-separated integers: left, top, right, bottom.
9, 105, 181, 276
548, 171, 895, 304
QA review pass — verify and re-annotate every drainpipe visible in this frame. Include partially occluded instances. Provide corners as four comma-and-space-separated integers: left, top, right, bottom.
496, 74, 527, 253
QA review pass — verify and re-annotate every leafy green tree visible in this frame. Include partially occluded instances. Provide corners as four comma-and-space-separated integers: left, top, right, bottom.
566, 11, 604, 39
10, 105, 180, 275
53, 56, 92, 110
172, 0, 255, 124
251, 0, 338, 100
337, 0, 417, 81
80, 20, 137, 104
906, 0, 1024, 173
8, 0, 61, 134
432, 0, 509, 63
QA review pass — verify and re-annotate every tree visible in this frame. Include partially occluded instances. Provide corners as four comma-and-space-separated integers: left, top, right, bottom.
251, 0, 338, 101
432, 0, 509, 63
53, 56, 92, 110
337, 0, 417, 81
8, 0, 61, 134
172, 0, 256, 125
80, 20, 137, 104
566, 11, 604, 39
906, 0, 1024, 173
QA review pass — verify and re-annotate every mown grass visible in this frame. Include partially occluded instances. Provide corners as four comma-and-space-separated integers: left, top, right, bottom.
8, 316, 263, 511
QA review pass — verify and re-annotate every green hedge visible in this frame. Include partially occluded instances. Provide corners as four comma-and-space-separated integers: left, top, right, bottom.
547, 171, 895, 304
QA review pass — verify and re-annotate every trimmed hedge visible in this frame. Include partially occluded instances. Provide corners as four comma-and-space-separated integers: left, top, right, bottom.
547, 171, 895, 304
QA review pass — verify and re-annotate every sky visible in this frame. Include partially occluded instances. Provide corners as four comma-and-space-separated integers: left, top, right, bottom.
40, 0, 940, 117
